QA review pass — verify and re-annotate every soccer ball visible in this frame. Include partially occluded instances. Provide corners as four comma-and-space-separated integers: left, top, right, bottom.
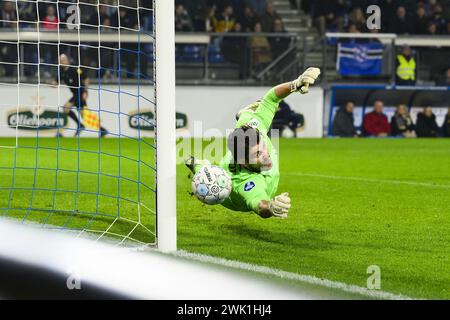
192, 165, 232, 205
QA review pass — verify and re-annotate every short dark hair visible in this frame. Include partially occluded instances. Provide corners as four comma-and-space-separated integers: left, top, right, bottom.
227, 125, 261, 165
344, 100, 355, 106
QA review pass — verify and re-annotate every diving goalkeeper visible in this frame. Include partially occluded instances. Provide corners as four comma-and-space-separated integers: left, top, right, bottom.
186, 67, 321, 219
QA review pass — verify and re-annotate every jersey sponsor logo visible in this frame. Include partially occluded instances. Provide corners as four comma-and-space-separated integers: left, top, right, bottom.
247, 118, 260, 128
244, 181, 255, 192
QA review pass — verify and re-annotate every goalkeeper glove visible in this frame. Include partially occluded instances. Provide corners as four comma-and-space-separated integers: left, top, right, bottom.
290, 67, 321, 94
184, 156, 211, 174
268, 192, 291, 218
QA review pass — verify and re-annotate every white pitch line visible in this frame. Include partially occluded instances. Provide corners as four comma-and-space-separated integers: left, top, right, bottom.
175, 250, 414, 300
285, 172, 450, 189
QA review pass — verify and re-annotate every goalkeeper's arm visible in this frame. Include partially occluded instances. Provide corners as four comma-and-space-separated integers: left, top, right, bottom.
247, 67, 321, 133
257, 193, 291, 219
273, 67, 321, 99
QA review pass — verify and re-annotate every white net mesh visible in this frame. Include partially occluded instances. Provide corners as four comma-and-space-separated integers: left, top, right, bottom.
0, 0, 156, 245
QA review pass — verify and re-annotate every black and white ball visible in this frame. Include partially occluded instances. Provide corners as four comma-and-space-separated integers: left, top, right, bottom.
192, 165, 232, 205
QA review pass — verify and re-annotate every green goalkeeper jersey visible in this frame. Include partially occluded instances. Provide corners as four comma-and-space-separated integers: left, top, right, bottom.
219, 87, 281, 213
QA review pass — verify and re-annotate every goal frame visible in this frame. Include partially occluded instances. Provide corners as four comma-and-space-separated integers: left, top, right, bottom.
154, 0, 176, 252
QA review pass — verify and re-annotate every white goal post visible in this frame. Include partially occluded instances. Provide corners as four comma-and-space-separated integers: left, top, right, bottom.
154, 0, 176, 252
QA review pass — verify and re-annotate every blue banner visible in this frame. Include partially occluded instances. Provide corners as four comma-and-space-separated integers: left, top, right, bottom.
337, 42, 383, 76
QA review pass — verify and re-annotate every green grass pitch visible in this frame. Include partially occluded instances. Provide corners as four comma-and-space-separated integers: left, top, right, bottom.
1, 137, 449, 299
0, 137, 156, 243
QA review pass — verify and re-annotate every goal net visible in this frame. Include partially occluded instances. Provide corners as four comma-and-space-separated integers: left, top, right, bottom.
0, 0, 176, 249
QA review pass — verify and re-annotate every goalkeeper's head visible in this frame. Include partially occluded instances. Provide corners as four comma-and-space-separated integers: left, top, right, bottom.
227, 125, 272, 172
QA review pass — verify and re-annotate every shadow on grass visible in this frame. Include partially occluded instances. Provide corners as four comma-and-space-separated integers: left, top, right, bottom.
224, 224, 334, 249
180, 218, 335, 252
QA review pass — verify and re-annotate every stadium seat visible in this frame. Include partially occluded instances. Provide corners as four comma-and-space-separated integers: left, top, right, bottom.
182, 45, 204, 63
208, 45, 225, 64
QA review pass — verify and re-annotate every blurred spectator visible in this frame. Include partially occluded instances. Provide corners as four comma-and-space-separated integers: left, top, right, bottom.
427, 21, 439, 34
175, 4, 193, 31
269, 19, 290, 58
436, 67, 450, 85
391, 104, 416, 137
332, 100, 357, 137
423, 0, 438, 17
175, 0, 198, 17
111, 7, 138, 29
313, 0, 344, 35
442, 107, 450, 137
1, 0, 448, 36
1, 0, 17, 28
249, 22, 272, 72
240, 5, 259, 32
112, 8, 139, 78
347, 23, 361, 33
0, 1, 17, 77
396, 46, 416, 86
416, 106, 440, 137
379, 0, 399, 32
18, 1, 37, 25
221, 23, 248, 79
42, 5, 59, 30
431, 4, 447, 33
363, 100, 391, 137
212, 4, 236, 32
261, 2, 281, 32
443, 0, 450, 20
89, 5, 112, 27
95, 6, 114, 79
388, 6, 413, 34
296, 0, 450, 35
20, 0, 39, 77
348, 7, 366, 32
39, 5, 59, 78
272, 100, 304, 138
413, 6, 430, 34
186, 1, 215, 31
204, 5, 217, 32
246, 0, 267, 15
